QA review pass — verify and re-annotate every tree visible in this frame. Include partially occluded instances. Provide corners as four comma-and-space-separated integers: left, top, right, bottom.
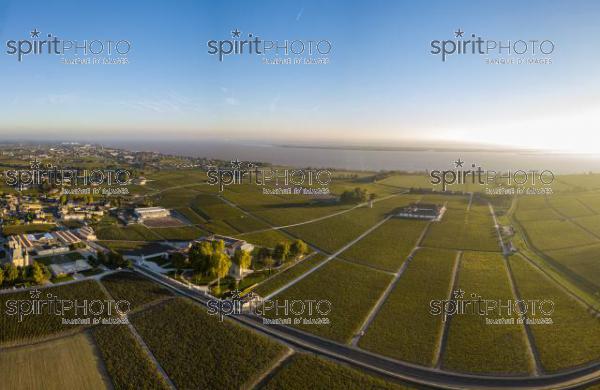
170, 252, 188, 270
263, 256, 275, 275
189, 241, 213, 274
211, 239, 225, 254
256, 247, 272, 261
290, 239, 308, 258
107, 251, 130, 269
340, 187, 370, 204
232, 249, 251, 279
32, 262, 47, 284
273, 242, 291, 264
210, 252, 231, 288
0, 268, 4, 286
19, 266, 29, 282
3, 263, 19, 284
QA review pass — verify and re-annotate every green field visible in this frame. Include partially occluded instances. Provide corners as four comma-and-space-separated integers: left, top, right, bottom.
546, 244, 600, 290
175, 206, 207, 224
518, 218, 598, 251
509, 255, 600, 372
236, 229, 292, 248
224, 214, 271, 232
573, 215, 600, 236
577, 193, 600, 213
443, 251, 531, 374
93, 325, 169, 390
2, 223, 56, 235
253, 254, 327, 297
0, 280, 108, 345
100, 271, 172, 310
191, 193, 244, 220
339, 218, 427, 272
423, 206, 500, 252
96, 224, 162, 241
262, 354, 413, 390
150, 225, 207, 240
0, 333, 109, 390
359, 248, 456, 366
283, 196, 416, 254
547, 196, 591, 218
270, 259, 392, 343
131, 298, 288, 389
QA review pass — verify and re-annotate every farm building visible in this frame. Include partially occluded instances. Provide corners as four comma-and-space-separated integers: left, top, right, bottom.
395, 203, 446, 221
195, 234, 254, 257
134, 206, 170, 221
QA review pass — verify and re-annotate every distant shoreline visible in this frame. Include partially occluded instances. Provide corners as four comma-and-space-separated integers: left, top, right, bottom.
274, 144, 540, 154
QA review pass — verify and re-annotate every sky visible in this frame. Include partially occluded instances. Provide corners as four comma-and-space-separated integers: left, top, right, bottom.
0, 0, 599, 152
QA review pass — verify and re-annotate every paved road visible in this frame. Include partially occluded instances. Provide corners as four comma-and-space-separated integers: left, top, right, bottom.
133, 264, 600, 390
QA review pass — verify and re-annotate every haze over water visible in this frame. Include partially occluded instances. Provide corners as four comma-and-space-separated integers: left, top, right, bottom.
108, 140, 600, 174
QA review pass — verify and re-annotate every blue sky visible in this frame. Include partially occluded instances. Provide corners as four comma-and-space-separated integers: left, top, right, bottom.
1, 0, 599, 151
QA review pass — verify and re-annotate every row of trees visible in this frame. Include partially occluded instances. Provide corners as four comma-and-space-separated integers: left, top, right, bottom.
254, 239, 309, 273
170, 240, 248, 289
170, 238, 309, 284
0, 261, 51, 287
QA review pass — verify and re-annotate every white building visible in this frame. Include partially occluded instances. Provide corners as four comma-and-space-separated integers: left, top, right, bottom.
7, 239, 32, 267
134, 207, 170, 221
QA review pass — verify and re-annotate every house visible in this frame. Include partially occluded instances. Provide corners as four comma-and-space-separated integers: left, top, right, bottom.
196, 234, 254, 257
134, 207, 170, 221
395, 203, 446, 221
196, 235, 255, 279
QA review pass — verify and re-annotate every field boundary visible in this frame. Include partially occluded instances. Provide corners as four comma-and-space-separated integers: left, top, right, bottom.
434, 250, 462, 369
350, 220, 433, 346
264, 215, 393, 300
96, 279, 176, 389
504, 258, 543, 376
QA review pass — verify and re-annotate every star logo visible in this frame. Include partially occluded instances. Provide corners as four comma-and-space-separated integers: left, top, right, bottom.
454, 158, 464, 168
454, 28, 464, 38
30, 159, 41, 170
231, 29, 241, 38
230, 289, 242, 300
230, 159, 242, 169
30, 28, 40, 38
29, 289, 41, 299
453, 289, 465, 299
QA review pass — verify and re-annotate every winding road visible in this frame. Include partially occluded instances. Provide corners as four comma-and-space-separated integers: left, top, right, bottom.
133, 264, 600, 390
